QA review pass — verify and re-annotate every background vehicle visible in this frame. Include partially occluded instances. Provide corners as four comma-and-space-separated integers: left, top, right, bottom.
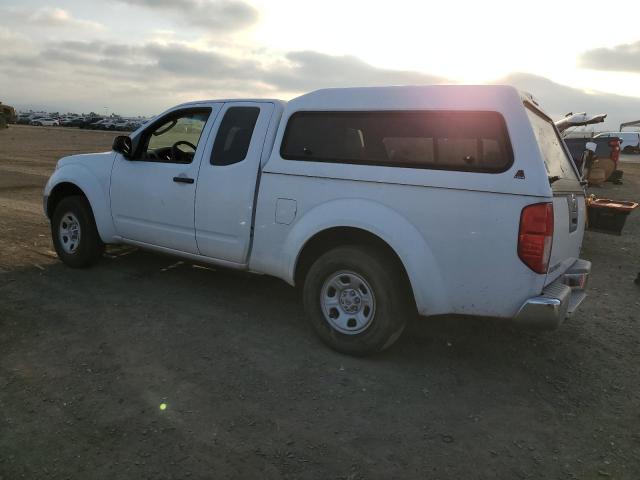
89, 119, 115, 130
594, 131, 640, 153
31, 118, 59, 126
43, 85, 590, 355
16, 114, 32, 124
62, 117, 86, 128
78, 116, 104, 129
110, 120, 132, 131
555, 112, 621, 176
59, 116, 81, 126
564, 136, 620, 173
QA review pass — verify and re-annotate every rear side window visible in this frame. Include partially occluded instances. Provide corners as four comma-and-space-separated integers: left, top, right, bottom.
280, 111, 513, 172
525, 106, 577, 180
211, 107, 260, 166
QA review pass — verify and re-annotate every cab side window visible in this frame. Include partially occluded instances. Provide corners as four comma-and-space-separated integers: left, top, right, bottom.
141, 109, 211, 164
211, 107, 260, 166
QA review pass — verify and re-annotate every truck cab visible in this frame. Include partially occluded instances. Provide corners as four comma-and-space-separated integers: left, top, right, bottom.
107, 100, 282, 265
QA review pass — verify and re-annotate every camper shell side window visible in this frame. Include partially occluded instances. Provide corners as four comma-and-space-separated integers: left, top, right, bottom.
280, 110, 514, 173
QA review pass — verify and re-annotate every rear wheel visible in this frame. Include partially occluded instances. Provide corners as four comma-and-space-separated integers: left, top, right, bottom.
51, 196, 104, 268
302, 245, 411, 355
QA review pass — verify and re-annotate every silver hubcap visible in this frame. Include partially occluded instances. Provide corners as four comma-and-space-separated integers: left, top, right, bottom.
320, 271, 376, 335
58, 212, 81, 254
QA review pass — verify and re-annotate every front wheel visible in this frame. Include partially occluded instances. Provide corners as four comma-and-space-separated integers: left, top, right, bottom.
302, 245, 412, 355
51, 196, 104, 268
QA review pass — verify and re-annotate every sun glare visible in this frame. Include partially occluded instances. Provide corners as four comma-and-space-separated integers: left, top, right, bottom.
249, 0, 640, 92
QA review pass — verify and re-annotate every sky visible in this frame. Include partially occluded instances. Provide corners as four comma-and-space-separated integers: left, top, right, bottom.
1, 0, 639, 129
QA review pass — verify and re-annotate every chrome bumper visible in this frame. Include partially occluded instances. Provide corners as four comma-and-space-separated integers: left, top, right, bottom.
515, 259, 591, 329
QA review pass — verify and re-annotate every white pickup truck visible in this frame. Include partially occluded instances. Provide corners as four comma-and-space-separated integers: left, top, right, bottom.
44, 85, 591, 355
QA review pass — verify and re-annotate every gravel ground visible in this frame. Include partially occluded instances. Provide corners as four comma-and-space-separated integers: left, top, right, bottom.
1, 125, 639, 479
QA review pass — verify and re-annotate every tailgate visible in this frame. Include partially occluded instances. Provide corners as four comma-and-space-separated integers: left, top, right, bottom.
525, 104, 586, 284
548, 192, 586, 283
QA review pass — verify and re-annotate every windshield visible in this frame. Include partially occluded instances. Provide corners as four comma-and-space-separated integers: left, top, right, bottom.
526, 105, 578, 180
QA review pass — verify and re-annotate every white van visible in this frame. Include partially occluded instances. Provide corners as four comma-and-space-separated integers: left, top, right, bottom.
43, 85, 591, 355
594, 131, 640, 153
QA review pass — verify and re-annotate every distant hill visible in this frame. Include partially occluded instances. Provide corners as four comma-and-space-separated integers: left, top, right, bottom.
496, 73, 640, 132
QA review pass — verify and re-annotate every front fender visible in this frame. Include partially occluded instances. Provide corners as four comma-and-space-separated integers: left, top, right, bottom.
44, 164, 117, 243
283, 198, 450, 316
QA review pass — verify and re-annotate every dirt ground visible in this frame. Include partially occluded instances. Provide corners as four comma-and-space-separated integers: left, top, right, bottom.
1, 124, 639, 479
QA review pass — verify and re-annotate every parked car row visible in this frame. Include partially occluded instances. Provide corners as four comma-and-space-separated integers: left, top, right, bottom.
17, 114, 59, 126
31, 118, 60, 127
82, 118, 146, 131
16, 112, 148, 131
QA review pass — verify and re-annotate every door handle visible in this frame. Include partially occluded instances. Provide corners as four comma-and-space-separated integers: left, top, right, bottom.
173, 176, 194, 184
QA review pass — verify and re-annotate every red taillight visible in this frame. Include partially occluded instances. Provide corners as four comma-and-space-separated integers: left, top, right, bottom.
518, 202, 554, 274
608, 138, 620, 163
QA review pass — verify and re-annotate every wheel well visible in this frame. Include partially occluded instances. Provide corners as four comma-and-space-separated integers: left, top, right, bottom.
294, 227, 414, 302
46, 182, 87, 218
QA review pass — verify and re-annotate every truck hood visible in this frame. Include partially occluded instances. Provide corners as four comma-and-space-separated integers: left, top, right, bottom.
56, 151, 114, 170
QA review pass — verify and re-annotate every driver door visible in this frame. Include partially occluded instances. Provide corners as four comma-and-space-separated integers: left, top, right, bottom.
110, 105, 221, 253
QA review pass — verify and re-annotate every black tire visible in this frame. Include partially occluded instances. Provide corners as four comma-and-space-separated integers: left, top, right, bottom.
51, 195, 104, 268
302, 245, 412, 356
623, 146, 633, 154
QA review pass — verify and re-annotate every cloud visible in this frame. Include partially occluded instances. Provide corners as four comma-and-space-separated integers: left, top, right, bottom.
114, 0, 258, 31
0, 26, 29, 49
264, 51, 447, 92
0, 37, 268, 112
578, 41, 640, 73
32, 40, 261, 87
144, 43, 257, 78
0, 7, 105, 31
2, 31, 640, 129
0, 39, 449, 109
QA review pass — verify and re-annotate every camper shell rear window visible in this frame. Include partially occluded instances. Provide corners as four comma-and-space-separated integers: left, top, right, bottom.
280, 110, 514, 173
525, 104, 578, 181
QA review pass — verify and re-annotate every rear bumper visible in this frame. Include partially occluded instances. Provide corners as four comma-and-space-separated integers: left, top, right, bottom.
514, 259, 591, 329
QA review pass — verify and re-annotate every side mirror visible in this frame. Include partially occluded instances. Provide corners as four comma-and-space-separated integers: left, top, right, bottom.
112, 135, 133, 158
